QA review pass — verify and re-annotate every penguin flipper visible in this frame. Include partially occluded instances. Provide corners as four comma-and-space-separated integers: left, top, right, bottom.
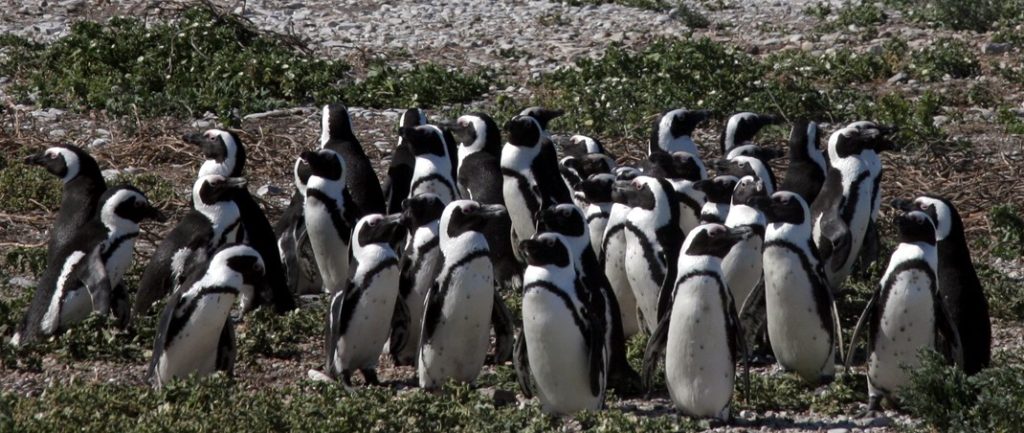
81, 247, 113, 316
215, 319, 236, 377
420, 280, 445, 346
855, 218, 880, 277
641, 314, 671, 395
111, 281, 130, 330
513, 328, 533, 398
582, 275, 609, 398
844, 289, 879, 369
489, 291, 515, 365
325, 290, 345, 379
832, 297, 846, 365
654, 258, 676, 327
934, 290, 965, 368
722, 284, 749, 403
388, 297, 411, 365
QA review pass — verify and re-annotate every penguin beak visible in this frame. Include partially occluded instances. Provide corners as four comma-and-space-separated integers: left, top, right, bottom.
475, 204, 508, 220
532, 108, 565, 126
890, 198, 915, 212
611, 180, 637, 206
23, 152, 46, 166
183, 132, 220, 157
142, 203, 167, 223
713, 159, 736, 173
746, 195, 772, 211
223, 177, 248, 189
727, 226, 753, 243
380, 213, 405, 244
518, 238, 544, 265
694, 109, 712, 122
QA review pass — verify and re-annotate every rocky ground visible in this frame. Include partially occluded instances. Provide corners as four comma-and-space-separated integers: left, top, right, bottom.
1, 0, 1023, 432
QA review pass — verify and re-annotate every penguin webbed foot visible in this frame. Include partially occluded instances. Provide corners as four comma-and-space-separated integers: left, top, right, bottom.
856, 395, 883, 418
360, 368, 381, 386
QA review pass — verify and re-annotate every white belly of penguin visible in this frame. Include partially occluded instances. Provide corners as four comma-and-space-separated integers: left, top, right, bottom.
410, 178, 455, 204
721, 237, 762, 311
104, 238, 137, 286
665, 277, 733, 419
304, 201, 349, 293
603, 227, 638, 337
763, 246, 834, 382
868, 269, 935, 396
587, 216, 608, 256
334, 264, 400, 372
624, 230, 663, 334
502, 174, 536, 242
418, 256, 494, 387
158, 294, 236, 382
829, 181, 874, 286
523, 288, 600, 413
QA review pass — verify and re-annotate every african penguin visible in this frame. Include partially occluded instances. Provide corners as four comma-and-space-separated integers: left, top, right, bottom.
721, 176, 768, 312
641, 150, 708, 236
780, 120, 827, 204
518, 106, 565, 131
15, 186, 163, 345
759, 191, 837, 385
185, 129, 295, 312
318, 103, 386, 215
404, 124, 460, 204
326, 213, 403, 387
696, 175, 739, 224
642, 223, 746, 420
302, 148, 360, 294
894, 195, 990, 375
418, 200, 507, 389
149, 244, 265, 387
561, 134, 608, 160
134, 175, 248, 319
23, 144, 107, 262
519, 233, 608, 414
715, 155, 777, 195
273, 158, 322, 296
383, 108, 428, 214
576, 173, 615, 257
724, 144, 783, 163
600, 172, 643, 338
649, 108, 710, 156
622, 176, 683, 333
719, 111, 782, 154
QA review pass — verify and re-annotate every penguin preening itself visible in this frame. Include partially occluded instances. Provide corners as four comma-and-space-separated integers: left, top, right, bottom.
894, 195, 991, 375
642, 223, 747, 421
404, 124, 460, 204
149, 244, 266, 388
318, 103, 386, 215
24, 144, 107, 262
780, 120, 827, 204
759, 191, 837, 385
15, 186, 164, 346
419, 200, 507, 389
518, 233, 608, 414
811, 123, 896, 293
302, 148, 361, 294
649, 108, 711, 156
388, 193, 446, 366
184, 129, 295, 313
326, 213, 403, 387
134, 175, 247, 319
720, 111, 782, 155
383, 108, 428, 214
847, 210, 962, 412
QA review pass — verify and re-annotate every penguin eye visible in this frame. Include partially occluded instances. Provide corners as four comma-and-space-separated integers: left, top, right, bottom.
368, 219, 379, 227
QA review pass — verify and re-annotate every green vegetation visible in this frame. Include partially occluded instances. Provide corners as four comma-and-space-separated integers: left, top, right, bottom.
989, 205, 1024, 260
735, 372, 866, 415
0, 7, 493, 118
908, 38, 981, 82
904, 351, 1024, 431
0, 151, 62, 213
885, 0, 1024, 32
238, 304, 325, 360
829, 1, 889, 29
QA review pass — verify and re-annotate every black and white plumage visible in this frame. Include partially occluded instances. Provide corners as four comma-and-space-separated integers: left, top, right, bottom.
600, 172, 643, 338
384, 108, 428, 214
560, 134, 608, 160
759, 191, 837, 385
134, 175, 247, 319
404, 124, 460, 204
575, 173, 616, 257
23, 144, 107, 263
894, 196, 991, 375
696, 175, 739, 224
518, 233, 608, 414
389, 194, 446, 366
721, 176, 768, 311
185, 129, 295, 313
326, 213, 403, 387
518, 106, 565, 131
641, 151, 708, 236
719, 111, 782, 155
318, 103, 386, 215
302, 149, 361, 294
418, 200, 507, 389
715, 155, 777, 196
724, 144, 783, 163
274, 159, 321, 296
780, 120, 827, 204
149, 244, 265, 387
451, 113, 503, 204
642, 223, 746, 420
649, 108, 711, 156
15, 186, 163, 345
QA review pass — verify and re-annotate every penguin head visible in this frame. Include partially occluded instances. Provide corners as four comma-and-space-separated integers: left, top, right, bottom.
536, 204, 587, 239
642, 151, 704, 181
185, 129, 246, 178
576, 173, 615, 205
443, 200, 508, 239
830, 122, 898, 159
659, 108, 709, 140
683, 223, 749, 259
580, 153, 615, 176
24, 144, 94, 184
321, 103, 356, 145
788, 120, 821, 158
568, 135, 605, 155
894, 195, 957, 242
194, 174, 248, 206
725, 144, 782, 163
99, 185, 165, 227
400, 193, 446, 229
212, 244, 266, 304
896, 210, 937, 245
504, 115, 544, 148
518, 106, 564, 131
559, 156, 584, 188
300, 149, 346, 183
721, 112, 782, 153
519, 233, 571, 268
293, 158, 311, 196
401, 124, 448, 158
400, 107, 428, 129
621, 177, 659, 210
614, 166, 641, 182
354, 213, 404, 249
694, 176, 739, 205
452, 113, 501, 156
758, 191, 809, 225
731, 175, 767, 207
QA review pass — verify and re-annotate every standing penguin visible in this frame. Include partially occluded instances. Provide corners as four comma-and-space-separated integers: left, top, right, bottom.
419, 200, 507, 389
715, 155, 777, 195
184, 129, 295, 312
518, 233, 608, 414
648, 109, 711, 156
642, 223, 747, 420
600, 169, 643, 338
848, 210, 962, 411
575, 173, 616, 257
389, 194, 446, 366
326, 213, 403, 387
384, 108, 428, 214
404, 124, 460, 204
811, 123, 896, 292
696, 175, 739, 224
451, 113, 503, 203
622, 176, 684, 333
302, 149, 361, 294
23, 144, 107, 262
760, 191, 837, 385
149, 244, 265, 387
318, 103, 386, 215
134, 175, 248, 318
642, 151, 708, 236
719, 112, 782, 155
780, 120, 827, 204
15, 186, 164, 345
274, 158, 322, 296
721, 176, 768, 311
894, 195, 991, 375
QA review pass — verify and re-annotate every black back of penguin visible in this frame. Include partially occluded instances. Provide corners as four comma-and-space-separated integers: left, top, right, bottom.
451, 112, 504, 205
719, 111, 782, 154
781, 120, 827, 205
506, 114, 573, 207
320, 103, 386, 215
384, 108, 427, 214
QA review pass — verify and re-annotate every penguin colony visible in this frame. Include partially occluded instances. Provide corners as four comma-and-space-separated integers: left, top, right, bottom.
12, 105, 991, 419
